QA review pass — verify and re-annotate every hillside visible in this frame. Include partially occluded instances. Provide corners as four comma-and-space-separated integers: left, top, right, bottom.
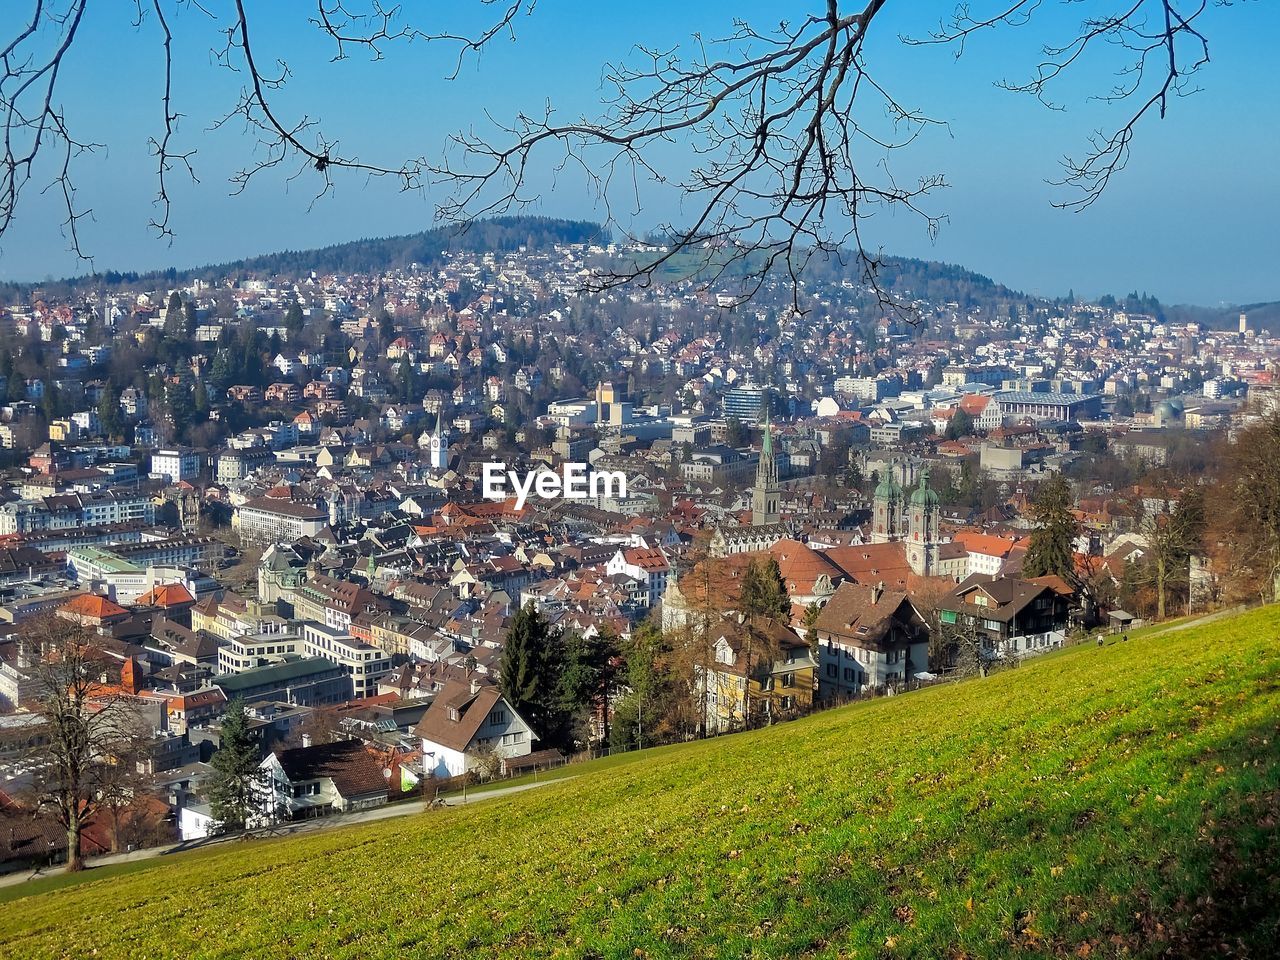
2, 607, 1279, 958
8, 215, 1034, 315
5, 217, 607, 295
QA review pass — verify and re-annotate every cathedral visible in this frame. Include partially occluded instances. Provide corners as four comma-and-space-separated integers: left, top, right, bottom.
870, 464, 941, 577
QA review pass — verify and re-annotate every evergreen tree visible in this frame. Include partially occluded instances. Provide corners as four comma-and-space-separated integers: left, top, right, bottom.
207, 699, 262, 831
398, 353, 415, 403
183, 299, 199, 337
609, 623, 669, 752
945, 408, 975, 440
284, 299, 305, 341
209, 348, 235, 392
499, 604, 565, 747
97, 382, 122, 440
41, 379, 60, 422
724, 416, 748, 448
165, 378, 195, 442
802, 602, 822, 655
557, 627, 620, 745
740, 556, 789, 621
738, 555, 791, 724
193, 378, 210, 418
1022, 474, 1080, 581
164, 291, 184, 339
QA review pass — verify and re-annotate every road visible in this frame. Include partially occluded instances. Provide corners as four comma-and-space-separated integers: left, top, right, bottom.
0, 776, 570, 890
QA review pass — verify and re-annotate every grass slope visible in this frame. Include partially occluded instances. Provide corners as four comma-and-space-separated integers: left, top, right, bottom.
3, 607, 1279, 959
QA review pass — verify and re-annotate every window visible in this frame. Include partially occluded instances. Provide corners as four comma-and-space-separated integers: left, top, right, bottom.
825, 664, 836, 678
843, 667, 855, 681
781, 672, 795, 688
489, 708, 507, 726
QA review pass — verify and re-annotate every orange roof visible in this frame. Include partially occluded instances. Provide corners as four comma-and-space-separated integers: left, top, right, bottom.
822, 542, 913, 589
768, 539, 844, 593
60, 593, 128, 620
136, 583, 195, 608
622, 547, 669, 572
952, 531, 1022, 559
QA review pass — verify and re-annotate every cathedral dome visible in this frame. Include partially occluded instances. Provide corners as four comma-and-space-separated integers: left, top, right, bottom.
909, 475, 939, 507
874, 473, 901, 499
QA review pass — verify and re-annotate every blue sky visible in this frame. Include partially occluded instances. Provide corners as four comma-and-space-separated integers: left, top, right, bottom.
1, 1, 1276, 305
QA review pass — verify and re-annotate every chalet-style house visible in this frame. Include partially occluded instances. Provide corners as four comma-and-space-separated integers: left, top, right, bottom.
812, 581, 931, 701
413, 677, 534, 779
255, 739, 388, 824
937, 574, 1073, 661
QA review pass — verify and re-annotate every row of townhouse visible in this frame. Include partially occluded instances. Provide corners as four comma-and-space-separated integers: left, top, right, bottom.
0, 490, 156, 535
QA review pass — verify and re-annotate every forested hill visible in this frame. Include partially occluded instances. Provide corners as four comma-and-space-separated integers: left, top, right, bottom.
15, 217, 1040, 313
18, 217, 607, 294
862, 253, 1027, 306
9, 217, 1271, 320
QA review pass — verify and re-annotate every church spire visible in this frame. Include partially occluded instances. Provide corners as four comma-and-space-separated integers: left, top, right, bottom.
751, 404, 780, 526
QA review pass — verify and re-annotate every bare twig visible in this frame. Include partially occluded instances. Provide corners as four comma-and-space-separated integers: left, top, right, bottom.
433, 0, 944, 318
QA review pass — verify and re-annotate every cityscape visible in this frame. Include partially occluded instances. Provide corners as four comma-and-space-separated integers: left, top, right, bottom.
0, 2, 1276, 959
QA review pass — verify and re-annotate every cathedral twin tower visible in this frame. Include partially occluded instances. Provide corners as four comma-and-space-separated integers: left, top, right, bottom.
871, 465, 940, 577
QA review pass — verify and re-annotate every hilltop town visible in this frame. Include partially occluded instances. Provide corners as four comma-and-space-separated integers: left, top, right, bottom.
0, 219, 1275, 867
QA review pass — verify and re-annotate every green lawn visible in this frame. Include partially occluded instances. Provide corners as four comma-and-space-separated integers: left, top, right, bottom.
2, 604, 1278, 958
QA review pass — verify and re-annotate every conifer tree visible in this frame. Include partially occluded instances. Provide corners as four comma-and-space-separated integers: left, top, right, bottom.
164, 291, 184, 339
97, 382, 122, 440
499, 603, 565, 746
207, 698, 262, 832
557, 627, 620, 745
740, 556, 789, 621
1022, 475, 1080, 581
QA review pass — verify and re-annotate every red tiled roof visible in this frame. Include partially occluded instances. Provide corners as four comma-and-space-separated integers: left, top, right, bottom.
60, 593, 128, 620
136, 583, 195, 608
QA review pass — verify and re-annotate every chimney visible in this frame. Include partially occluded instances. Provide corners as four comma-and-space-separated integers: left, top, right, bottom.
470, 676, 482, 696
872, 581, 884, 604
301, 733, 312, 749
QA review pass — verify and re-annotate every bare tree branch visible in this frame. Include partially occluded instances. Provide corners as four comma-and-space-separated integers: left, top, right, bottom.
433, 0, 949, 318
0, 1, 1247, 305
0, 0, 97, 262
905, 1, 1220, 210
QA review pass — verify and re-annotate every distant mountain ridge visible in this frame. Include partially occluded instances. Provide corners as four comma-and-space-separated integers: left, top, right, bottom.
5, 218, 1040, 320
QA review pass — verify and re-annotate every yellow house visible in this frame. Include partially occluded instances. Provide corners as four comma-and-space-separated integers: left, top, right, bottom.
696, 615, 815, 734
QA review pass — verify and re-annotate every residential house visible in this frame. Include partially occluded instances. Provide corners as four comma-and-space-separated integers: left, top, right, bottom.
255, 739, 388, 824
937, 574, 1072, 661
414, 678, 534, 778
812, 581, 931, 701
697, 615, 815, 733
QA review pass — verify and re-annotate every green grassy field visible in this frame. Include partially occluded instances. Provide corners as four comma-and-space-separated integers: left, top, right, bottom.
2, 606, 1278, 959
